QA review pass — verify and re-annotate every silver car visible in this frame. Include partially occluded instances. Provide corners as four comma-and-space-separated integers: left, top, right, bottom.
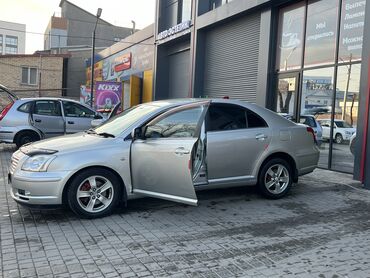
9, 99, 319, 218
0, 95, 102, 148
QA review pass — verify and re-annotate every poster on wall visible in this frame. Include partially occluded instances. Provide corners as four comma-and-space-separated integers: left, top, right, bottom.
94, 81, 122, 112
80, 85, 91, 106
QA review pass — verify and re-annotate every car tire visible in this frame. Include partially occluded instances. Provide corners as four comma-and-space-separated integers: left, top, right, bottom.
335, 133, 343, 144
67, 168, 122, 218
15, 131, 40, 148
258, 158, 293, 199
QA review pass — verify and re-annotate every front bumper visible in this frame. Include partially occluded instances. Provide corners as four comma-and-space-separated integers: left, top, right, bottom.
9, 170, 70, 206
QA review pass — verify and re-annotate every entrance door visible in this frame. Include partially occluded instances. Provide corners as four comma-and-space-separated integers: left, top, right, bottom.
131, 101, 210, 206
276, 73, 300, 118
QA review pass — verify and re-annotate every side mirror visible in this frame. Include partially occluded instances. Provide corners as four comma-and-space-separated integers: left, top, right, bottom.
94, 114, 103, 120
131, 127, 144, 141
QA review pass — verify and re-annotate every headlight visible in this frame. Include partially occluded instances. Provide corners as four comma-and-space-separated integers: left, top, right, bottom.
345, 131, 351, 135
21, 155, 56, 172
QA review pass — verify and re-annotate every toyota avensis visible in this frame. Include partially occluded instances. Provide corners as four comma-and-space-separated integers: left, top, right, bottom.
9, 99, 319, 218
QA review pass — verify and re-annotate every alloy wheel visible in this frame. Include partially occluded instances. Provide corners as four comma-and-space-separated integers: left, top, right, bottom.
264, 164, 290, 194
76, 175, 114, 213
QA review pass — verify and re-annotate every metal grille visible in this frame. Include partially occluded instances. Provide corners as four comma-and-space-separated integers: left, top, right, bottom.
203, 13, 261, 102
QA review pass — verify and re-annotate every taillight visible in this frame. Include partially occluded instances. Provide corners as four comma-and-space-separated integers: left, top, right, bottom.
306, 127, 317, 144
0, 102, 14, 121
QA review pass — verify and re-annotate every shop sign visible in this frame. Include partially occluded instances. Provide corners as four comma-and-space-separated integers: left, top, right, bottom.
157, 20, 191, 41
113, 53, 132, 72
95, 81, 122, 111
86, 61, 103, 84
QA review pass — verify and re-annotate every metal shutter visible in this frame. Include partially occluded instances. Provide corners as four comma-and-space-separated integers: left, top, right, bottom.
168, 50, 190, 98
204, 13, 261, 102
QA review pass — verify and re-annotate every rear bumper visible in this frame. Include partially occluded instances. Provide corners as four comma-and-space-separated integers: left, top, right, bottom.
296, 147, 320, 176
0, 126, 16, 143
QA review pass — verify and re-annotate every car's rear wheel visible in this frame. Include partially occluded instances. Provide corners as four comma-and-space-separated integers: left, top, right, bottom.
258, 158, 293, 199
67, 168, 121, 218
335, 133, 343, 144
15, 131, 40, 148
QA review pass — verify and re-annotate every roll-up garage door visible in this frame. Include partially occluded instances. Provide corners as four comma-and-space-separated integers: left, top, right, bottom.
203, 13, 261, 102
168, 50, 190, 98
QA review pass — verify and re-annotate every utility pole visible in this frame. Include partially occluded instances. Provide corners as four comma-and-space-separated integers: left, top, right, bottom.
90, 8, 102, 108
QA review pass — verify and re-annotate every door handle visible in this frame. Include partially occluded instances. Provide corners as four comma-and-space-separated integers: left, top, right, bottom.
175, 147, 190, 155
68, 121, 75, 124
255, 133, 267, 140
35, 119, 41, 123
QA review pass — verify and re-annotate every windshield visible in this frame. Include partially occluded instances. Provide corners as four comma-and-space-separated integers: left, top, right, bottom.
335, 121, 352, 128
94, 104, 161, 137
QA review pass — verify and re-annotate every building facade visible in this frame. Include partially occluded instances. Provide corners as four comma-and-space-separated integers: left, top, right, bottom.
153, 0, 370, 185
0, 54, 69, 98
44, 0, 134, 99
87, 24, 155, 108
0, 20, 26, 55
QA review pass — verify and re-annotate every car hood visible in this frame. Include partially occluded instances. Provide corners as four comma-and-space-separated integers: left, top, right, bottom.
20, 132, 113, 155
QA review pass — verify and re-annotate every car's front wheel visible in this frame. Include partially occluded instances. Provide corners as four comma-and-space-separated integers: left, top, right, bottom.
335, 133, 343, 144
258, 158, 293, 199
67, 168, 122, 218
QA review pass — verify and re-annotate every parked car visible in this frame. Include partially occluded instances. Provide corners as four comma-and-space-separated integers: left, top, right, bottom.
9, 99, 319, 218
281, 114, 322, 146
318, 119, 356, 144
0, 95, 103, 148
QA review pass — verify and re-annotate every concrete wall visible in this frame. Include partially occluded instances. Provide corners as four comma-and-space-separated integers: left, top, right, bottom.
60, 1, 132, 48
0, 20, 26, 55
0, 55, 65, 98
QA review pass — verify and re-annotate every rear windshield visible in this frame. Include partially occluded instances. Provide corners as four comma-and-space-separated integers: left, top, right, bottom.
0, 88, 15, 114
300, 116, 317, 128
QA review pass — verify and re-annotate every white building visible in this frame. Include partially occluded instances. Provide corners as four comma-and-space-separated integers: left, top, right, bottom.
0, 20, 26, 55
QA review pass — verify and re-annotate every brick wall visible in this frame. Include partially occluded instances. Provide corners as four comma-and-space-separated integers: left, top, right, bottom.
0, 55, 65, 99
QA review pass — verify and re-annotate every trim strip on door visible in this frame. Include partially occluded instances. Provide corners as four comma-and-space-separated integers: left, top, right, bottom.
133, 189, 198, 206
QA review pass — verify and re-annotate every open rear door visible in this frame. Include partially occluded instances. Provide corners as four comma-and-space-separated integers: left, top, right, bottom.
130, 101, 210, 206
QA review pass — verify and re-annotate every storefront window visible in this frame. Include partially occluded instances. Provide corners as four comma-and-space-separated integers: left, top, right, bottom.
338, 0, 366, 63
331, 64, 361, 172
302, 67, 334, 169
276, 2, 305, 71
276, 77, 297, 114
304, 0, 339, 67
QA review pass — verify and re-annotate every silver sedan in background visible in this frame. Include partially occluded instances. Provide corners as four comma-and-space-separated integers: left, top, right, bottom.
9, 99, 319, 218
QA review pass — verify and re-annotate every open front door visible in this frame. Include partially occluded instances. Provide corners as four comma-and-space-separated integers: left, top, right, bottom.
130, 101, 210, 206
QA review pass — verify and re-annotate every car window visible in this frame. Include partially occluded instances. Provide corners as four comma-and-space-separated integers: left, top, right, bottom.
335, 121, 352, 128
300, 116, 317, 128
17, 102, 32, 113
63, 101, 95, 118
34, 100, 61, 116
320, 121, 330, 127
247, 110, 268, 128
145, 106, 204, 138
206, 104, 247, 132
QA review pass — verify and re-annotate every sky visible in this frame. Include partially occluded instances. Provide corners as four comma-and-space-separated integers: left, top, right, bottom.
0, 0, 156, 53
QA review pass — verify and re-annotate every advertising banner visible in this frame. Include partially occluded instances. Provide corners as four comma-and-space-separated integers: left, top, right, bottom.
80, 85, 91, 106
95, 81, 122, 112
